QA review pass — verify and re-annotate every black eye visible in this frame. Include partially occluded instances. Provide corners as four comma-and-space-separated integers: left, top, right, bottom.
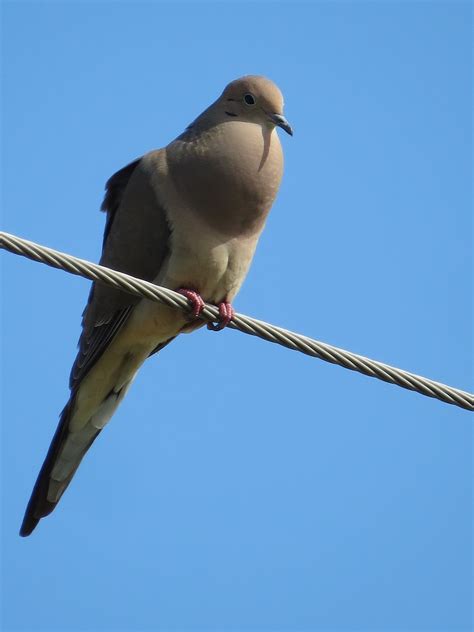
243, 93, 256, 106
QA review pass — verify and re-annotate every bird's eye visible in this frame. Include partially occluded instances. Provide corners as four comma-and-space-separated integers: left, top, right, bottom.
243, 93, 256, 106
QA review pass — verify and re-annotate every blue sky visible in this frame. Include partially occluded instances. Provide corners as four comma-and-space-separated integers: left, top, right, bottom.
1, 1, 472, 631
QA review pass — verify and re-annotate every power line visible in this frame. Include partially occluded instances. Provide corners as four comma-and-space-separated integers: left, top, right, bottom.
1, 230, 472, 412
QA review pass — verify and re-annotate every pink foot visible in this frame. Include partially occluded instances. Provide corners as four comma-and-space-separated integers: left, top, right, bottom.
177, 288, 205, 319
207, 301, 235, 331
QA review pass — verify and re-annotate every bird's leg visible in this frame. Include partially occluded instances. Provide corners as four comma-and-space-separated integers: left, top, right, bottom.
177, 288, 205, 319
207, 301, 235, 331
177, 289, 234, 330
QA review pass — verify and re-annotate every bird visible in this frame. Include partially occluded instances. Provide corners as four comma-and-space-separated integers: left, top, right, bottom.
20, 75, 292, 536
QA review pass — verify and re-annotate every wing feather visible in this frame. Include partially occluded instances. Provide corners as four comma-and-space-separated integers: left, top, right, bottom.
20, 151, 172, 535
72, 151, 171, 391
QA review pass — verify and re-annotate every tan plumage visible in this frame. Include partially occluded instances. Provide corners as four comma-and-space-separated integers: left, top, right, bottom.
20, 75, 292, 536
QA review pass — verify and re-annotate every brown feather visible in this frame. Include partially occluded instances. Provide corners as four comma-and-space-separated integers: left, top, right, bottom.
20, 155, 173, 536
20, 399, 101, 536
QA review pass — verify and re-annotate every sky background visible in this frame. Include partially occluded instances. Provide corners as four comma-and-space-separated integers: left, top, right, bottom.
1, 1, 472, 631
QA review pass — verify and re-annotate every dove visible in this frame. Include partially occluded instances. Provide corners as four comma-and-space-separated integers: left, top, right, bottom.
20, 75, 292, 536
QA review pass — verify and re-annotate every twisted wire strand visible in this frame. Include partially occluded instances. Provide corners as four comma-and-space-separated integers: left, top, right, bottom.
1, 230, 472, 412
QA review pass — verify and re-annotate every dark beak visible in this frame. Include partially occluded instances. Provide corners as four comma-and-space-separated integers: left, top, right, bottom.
268, 112, 293, 136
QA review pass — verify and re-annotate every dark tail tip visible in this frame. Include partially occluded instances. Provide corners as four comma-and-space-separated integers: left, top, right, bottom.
19, 481, 55, 537
18, 402, 73, 538
19, 514, 40, 537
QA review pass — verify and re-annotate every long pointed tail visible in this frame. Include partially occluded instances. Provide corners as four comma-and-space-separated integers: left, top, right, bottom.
19, 382, 132, 537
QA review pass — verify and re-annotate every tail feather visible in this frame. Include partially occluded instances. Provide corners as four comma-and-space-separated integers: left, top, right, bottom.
20, 340, 175, 537
20, 377, 136, 536
19, 399, 97, 536
48, 423, 101, 500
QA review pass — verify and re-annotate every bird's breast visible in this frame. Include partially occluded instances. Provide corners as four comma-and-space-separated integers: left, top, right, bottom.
166, 121, 283, 237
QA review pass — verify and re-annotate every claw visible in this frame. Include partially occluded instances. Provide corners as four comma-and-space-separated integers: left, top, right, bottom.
207, 301, 235, 331
177, 288, 205, 319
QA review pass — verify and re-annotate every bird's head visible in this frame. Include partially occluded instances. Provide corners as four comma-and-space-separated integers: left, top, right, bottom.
218, 75, 293, 136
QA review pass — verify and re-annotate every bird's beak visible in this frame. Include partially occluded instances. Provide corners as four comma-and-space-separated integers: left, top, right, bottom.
267, 112, 293, 136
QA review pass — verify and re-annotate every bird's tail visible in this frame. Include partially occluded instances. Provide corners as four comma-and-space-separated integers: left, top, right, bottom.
19, 380, 132, 537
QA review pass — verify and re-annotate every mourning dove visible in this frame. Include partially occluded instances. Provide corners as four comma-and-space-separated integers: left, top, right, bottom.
20, 75, 292, 536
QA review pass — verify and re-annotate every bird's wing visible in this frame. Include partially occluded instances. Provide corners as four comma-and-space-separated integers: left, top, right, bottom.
71, 153, 172, 389
20, 152, 173, 536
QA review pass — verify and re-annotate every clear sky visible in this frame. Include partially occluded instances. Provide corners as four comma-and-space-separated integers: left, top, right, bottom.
2, 2, 472, 631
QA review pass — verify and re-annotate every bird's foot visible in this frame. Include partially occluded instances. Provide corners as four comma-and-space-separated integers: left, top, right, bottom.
177, 288, 205, 319
207, 301, 235, 331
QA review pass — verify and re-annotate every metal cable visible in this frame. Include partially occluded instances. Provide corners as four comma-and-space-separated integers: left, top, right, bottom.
1, 230, 472, 412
